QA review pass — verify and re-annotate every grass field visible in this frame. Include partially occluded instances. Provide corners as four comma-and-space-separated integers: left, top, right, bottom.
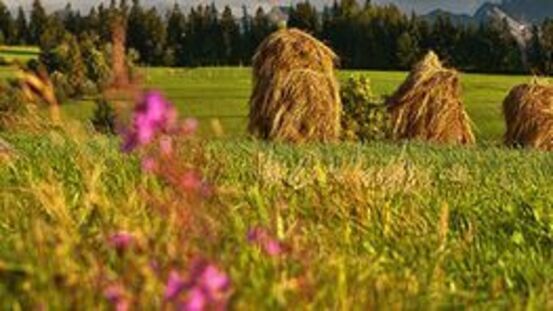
1, 66, 552, 308
58, 67, 532, 142
0, 46, 39, 64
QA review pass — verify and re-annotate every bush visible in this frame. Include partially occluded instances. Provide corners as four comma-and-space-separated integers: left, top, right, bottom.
91, 97, 117, 135
340, 75, 389, 142
0, 83, 43, 131
50, 71, 73, 102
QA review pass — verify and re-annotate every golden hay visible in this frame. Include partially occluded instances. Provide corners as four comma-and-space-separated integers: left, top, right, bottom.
386, 51, 475, 145
503, 80, 553, 151
248, 28, 341, 143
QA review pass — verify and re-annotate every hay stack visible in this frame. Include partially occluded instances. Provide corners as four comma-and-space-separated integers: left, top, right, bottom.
248, 28, 341, 143
503, 81, 553, 151
387, 51, 475, 144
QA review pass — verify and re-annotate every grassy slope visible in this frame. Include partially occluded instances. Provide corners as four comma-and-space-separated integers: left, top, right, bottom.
0, 133, 552, 308
1, 66, 552, 308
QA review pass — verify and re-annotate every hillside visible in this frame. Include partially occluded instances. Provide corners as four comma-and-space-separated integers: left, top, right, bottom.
500, 0, 553, 23
424, 0, 553, 25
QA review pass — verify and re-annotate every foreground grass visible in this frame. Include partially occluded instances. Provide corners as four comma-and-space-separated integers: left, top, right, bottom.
1, 130, 552, 308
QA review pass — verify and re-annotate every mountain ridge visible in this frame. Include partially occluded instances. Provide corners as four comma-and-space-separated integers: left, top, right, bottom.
8, 0, 553, 23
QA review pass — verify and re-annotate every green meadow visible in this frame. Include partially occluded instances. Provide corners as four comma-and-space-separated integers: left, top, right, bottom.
56, 67, 531, 141
1, 66, 552, 309
0, 46, 39, 64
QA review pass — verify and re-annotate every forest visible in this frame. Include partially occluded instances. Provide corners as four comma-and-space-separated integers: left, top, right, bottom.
1, 0, 553, 74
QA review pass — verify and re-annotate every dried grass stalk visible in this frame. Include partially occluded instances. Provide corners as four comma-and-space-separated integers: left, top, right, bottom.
503, 80, 553, 151
248, 28, 341, 143
387, 51, 475, 145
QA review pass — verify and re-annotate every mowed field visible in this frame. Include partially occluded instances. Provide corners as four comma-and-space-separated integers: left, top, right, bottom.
0, 46, 39, 64
1, 63, 553, 308
57, 67, 531, 142
0, 47, 531, 142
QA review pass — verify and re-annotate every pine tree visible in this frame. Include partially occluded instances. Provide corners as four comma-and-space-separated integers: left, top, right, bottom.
0, 1, 15, 44
66, 34, 87, 96
251, 7, 273, 52
396, 31, 419, 69
240, 5, 253, 65
527, 25, 545, 74
15, 7, 28, 45
127, 1, 165, 65
166, 4, 185, 48
29, 0, 48, 45
166, 3, 185, 66
288, 1, 321, 35
220, 6, 241, 65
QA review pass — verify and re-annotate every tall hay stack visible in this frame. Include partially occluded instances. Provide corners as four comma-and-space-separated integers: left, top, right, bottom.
248, 28, 342, 143
503, 81, 553, 151
386, 51, 475, 145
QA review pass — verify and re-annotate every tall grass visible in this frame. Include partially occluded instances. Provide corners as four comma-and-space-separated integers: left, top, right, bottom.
1, 127, 552, 308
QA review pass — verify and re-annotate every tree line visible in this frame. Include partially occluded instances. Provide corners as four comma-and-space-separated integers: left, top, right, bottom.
2, 0, 553, 74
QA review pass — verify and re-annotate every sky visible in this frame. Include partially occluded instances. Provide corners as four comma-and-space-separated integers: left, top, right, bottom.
10, 0, 501, 15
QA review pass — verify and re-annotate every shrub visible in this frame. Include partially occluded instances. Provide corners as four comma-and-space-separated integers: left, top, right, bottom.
50, 71, 73, 102
340, 75, 389, 142
91, 97, 117, 135
0, 84, 26, 130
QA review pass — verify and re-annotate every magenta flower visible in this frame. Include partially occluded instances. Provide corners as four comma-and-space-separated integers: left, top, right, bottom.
141, 157, 157, 173
247, 227, 284, 257
180, 171, 203, 193
108, 232, 134, 251
182, 118, 199, 136
122, 91, 177, 152
182, 287, 206, 311
104, 284, 130, 311
264, 239, 284, 257
198, 264, 230, 295
165, 270, 186, 300
165, 262, 230, 310
159, 137, 173, 156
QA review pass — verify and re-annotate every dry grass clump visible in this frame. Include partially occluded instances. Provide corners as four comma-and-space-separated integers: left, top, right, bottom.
503, 80, 553, 151
248, 28, 341, 143
387, 51, 475, 145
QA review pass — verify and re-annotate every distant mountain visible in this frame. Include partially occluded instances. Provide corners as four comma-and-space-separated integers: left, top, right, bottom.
424, 1, 553, 25
422, 9, 474, 26
499, 0, 553, 23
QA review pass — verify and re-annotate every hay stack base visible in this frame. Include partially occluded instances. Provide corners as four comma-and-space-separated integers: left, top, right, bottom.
386, 52, 475, 145
503, 81, 553, 151
248, 28, 341, 143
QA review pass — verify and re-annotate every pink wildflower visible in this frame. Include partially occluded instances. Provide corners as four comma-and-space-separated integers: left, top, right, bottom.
247, 227, 284, 257
108, 232, 134, 251
181, 287, 206, 311
180, 171, 203, 192
165, 270, 186, 300
182, 118, 199, 136
197, 264, 230, 295
104, 284, 130, 311
159, 137, 174, 156
122, 91, 177, 152
141, 157, 157, 173
165, 262, 230, 310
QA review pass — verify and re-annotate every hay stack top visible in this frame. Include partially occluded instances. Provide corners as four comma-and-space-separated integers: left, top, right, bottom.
248, 28, 342, 143
503, 80, 553, 150
387, 51, 475, 145
252, 28, 338, 78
